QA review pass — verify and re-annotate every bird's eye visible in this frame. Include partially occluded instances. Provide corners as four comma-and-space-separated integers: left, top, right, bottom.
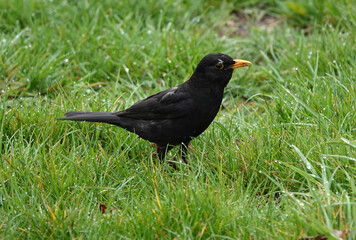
215, 62, 224, 70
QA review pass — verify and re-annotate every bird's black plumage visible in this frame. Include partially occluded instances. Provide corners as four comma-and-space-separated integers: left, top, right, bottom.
57, 53, 251, 163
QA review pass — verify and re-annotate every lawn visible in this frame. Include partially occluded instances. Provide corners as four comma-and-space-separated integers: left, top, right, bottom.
1, 0, 355, 239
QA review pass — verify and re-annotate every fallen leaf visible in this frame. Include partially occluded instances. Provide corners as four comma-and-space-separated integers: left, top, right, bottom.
99, 203, 107, 214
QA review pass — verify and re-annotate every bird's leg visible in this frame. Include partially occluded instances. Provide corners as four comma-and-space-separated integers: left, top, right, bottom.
157, 145, 167, 162
157, 144, 178, 169
156, 145, 174, 163
180, 141, 190, 164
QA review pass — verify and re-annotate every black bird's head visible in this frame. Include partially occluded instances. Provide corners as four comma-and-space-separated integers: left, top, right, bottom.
189, 53, 251, 89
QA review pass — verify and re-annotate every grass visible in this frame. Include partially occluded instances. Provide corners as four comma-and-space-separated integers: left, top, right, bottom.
1, 0, 355, 239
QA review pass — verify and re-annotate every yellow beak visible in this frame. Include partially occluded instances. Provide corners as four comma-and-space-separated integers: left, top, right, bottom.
228, 59, 251, 69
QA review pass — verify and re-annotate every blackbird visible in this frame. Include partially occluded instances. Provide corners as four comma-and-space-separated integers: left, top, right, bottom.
57, 53, 251, 163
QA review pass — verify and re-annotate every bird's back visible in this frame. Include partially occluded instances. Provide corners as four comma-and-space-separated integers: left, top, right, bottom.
113, 82, 224, 145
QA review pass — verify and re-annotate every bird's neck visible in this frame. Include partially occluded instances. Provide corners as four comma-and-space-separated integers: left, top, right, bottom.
187, 72, 226, 97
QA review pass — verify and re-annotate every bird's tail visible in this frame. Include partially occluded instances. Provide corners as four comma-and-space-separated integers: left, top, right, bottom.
57, 111, 121, 126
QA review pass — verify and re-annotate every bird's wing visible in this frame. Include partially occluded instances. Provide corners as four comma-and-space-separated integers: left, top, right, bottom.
116, 86, 192, 120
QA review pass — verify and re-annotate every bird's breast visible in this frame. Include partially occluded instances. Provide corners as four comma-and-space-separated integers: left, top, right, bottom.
187, 93, 223, 136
